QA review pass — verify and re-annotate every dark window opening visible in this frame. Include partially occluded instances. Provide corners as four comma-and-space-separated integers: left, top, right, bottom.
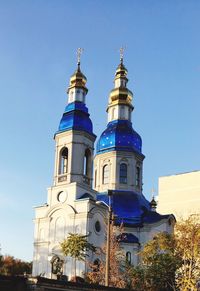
120, 163, 127, 184
136, 165, 140, 187
84, 149, 91, 177
126, 252, 131, 265
103, 164, 109, 184
59, 148, 68, 175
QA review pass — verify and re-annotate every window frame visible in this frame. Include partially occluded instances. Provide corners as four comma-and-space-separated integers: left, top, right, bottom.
119, 163, 128, 184
59, 147, 68, 175
102, 164, 109, 184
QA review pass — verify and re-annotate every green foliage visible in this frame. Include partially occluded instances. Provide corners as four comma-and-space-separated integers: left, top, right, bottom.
0, 255, 32, 275
175, 215, 200, 291
86, 216, 200, 290
60, 233, 95, 278
60, 233, 95, 262
129, 232, 181, 291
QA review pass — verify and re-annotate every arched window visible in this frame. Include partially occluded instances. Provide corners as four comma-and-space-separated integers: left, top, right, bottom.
120, 163, 127, 184
84, 149, 91, 177
126, 252, 131, 265
103, 164, 109, 184
59, 148, 68, 174
136, 164, 140, 187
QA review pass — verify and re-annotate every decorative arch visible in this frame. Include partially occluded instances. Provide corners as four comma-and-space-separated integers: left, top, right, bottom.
59, 147, 68, 175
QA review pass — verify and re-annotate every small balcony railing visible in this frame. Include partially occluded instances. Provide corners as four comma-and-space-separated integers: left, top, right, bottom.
58, 174, 67, 183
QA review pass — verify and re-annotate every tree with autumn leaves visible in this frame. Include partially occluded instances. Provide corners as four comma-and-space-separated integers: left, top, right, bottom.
129, 215, 200, 291
60, 215, 200, 290
86, 224, 127, 288
128, 232, 181, 291
86, 215, 200, 290
0, 255, 32, 275
175, 214, 200, 291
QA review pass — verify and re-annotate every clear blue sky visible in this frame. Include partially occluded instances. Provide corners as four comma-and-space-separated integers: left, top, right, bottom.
0, 0, 200, 261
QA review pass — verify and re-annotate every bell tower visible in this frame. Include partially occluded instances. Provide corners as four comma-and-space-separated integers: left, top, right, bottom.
33, 51, 98, 279
53, 50, 96, 191
94, 51, 145, 194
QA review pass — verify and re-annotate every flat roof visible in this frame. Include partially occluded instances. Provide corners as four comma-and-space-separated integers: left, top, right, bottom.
159, 170, 200, 178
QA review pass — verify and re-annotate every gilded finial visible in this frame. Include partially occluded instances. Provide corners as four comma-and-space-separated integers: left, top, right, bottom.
119, 46, 125, 63
151, 187, 156, 199
77, 48, 84, 66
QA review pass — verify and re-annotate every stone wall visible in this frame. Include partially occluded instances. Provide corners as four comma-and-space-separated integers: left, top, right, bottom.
31, 277, 130, 291
0, 275, 27, 291
0, 275, 131, 291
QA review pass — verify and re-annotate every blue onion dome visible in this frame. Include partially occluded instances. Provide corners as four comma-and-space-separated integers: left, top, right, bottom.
57, 102, 95, 136
96, 119, 142, 154
55, 62, 95, 137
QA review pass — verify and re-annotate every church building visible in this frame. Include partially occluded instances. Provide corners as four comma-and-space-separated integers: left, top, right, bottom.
32, 52, 174, 279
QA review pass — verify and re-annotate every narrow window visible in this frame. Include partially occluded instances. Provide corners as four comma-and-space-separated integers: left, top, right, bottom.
76, 89, 81, 101
136, 165, 140, 187
94, 169, 97, 188
128, 109, 131, 121
126, 252, 131, 265
59, 148, 68, 174
103, 164, 109, 184
84, 149, 91, 177
112, 107, 116, 120
121, 106, 125, 119
120, 163, 127, 184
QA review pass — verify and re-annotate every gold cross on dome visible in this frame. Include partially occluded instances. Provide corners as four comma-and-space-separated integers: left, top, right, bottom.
77, 48, 84, 64
119, 46, 126, 63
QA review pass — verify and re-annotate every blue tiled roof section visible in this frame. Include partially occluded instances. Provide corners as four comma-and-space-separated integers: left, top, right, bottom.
97, 190, 170, 227
57, 102, 95, 136
142, 211, 170, 224
78, 193, 95, 200
96, 120, 142, 154
118, 233, 139, 244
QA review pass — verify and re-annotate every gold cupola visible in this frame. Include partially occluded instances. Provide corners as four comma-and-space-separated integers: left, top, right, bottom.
67, 48, 88, 95
107, 57, 134, 112
67, 62, 88, 94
